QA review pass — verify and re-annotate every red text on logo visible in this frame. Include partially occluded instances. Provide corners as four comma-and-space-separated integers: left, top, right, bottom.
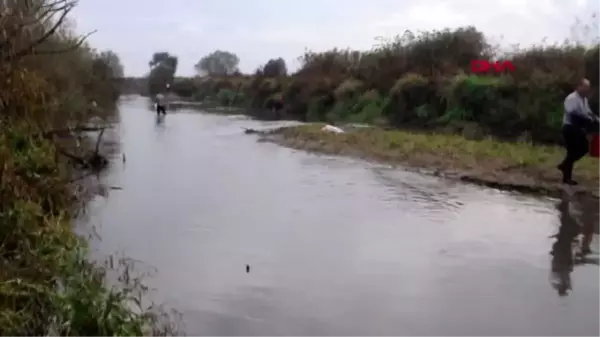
471, 60, 515, 73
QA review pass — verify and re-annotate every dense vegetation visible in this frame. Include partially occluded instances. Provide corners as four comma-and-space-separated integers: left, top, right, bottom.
152, 20, 599, 145
0, 0, 170, 335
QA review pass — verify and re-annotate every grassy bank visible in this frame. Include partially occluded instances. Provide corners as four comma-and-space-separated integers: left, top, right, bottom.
0, 1, 172, 335
0, 127, 172, 335
262, 124, 599, 197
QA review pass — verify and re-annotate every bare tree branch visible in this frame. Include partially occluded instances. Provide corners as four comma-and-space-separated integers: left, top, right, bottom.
0, 0, 72, 50
94, 127, 105, 154
41, 125, 106, 139
10, 2, 73, 59
0, 0, 85, 62
28, 30, 95, 55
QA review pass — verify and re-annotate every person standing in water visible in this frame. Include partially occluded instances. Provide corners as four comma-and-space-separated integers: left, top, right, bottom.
557, 78, 598, 185
155, 92, 166, 116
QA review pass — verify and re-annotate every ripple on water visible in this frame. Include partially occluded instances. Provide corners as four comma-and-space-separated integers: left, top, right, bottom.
85, 98, 599, 336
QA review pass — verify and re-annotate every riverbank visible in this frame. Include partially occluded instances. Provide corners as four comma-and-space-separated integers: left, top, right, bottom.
260, 124, 599, 198
0, 125, 176, 335
169, 100, 246, 115
0, 1, 174, 334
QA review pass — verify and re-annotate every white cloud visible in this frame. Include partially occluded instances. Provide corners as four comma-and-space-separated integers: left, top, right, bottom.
177, 22, 204, 36
369, 0, 595, 47
71, 0, 599, 76
376, 2, 470, 32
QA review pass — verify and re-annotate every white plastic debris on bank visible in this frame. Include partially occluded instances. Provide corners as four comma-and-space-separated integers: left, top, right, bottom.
321, 124, 344, 133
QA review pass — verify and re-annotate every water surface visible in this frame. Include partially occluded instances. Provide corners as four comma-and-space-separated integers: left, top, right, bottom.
82, 98, 599, 336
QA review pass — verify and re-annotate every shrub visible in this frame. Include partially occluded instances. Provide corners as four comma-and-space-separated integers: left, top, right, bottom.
262, 58, 288, 77
1, 1, 173, 334
384, 73, 436, 126
151, 22, 599, 145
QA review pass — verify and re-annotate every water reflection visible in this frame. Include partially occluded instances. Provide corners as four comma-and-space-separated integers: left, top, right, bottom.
82, 98, 600, 335
155, 114, 166, 127
550, 192, 599, 296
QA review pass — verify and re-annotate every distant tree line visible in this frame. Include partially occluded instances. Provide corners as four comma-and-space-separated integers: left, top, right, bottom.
145, 49, 288, 97
139, 14, 600, 146
146, 52, 178, 96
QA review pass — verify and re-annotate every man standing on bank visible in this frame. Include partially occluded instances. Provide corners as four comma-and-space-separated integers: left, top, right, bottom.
557, 78, 599, 185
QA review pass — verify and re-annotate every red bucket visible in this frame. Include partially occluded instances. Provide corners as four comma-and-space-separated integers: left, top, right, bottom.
590, 134, 600, 158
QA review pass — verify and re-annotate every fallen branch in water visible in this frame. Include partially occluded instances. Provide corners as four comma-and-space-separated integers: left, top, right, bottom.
94, 128, 105, 154
56, 145, 108, 171
41, 125, 107, 139
68, 170, 97, 184
56, 147, 88, 167
243, 127, 264, 135
44, 124, 110, 170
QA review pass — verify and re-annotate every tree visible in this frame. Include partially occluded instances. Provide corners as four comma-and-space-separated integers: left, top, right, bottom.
147, 51, 178, 96
89, 51, 123, 103
0, 0, 125, 122
262, 57, 287, 77
194, 50, 239, 76
98, 50, 124, 78
149, 52, 178, 70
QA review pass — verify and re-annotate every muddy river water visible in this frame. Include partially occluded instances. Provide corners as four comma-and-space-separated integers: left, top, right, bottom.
81, 97, 599, 335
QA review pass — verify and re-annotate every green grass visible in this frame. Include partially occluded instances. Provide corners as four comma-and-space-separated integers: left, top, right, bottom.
278, 124, 599, 188
0, 128, 176, 336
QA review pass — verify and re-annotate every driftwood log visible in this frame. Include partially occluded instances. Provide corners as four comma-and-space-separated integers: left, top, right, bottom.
243, 127, 269, 135
41, 125, 106, 139
43, 125, 110, 171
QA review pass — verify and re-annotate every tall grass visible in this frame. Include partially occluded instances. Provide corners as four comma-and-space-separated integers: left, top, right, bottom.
0, 0, 175, 334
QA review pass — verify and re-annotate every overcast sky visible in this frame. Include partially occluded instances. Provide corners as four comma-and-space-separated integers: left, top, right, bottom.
71, 0, 598, 76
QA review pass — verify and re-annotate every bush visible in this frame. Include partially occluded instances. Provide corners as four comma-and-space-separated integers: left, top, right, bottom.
348, 89, 386, 124
262, 58, 287, 77
171, 78, 196, 98
152, 23, 599, 145
333, 78, 364, 100
216, 88, 246, 106
384, 73, 435, 126
0, 1, 173, 335
443, 75, 514, 124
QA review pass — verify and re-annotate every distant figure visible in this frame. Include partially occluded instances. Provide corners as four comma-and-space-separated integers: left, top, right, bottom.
557, 78, 599, 185
155, 93, 167, 116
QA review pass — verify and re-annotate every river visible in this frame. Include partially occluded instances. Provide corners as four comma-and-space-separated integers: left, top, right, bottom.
80, 97, 599, 336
